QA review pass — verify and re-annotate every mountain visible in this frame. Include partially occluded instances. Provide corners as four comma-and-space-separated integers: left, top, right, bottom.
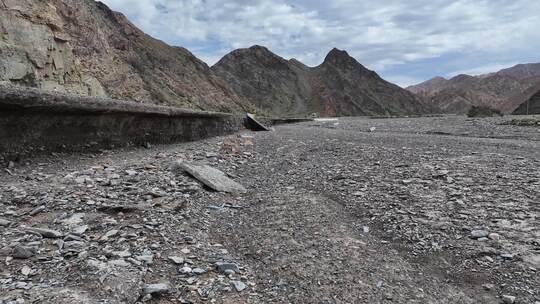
0, 0, 247, 112
212, 46, 432, 117
407, 63, 540, 114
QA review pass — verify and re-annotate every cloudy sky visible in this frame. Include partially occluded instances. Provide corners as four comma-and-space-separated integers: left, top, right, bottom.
101, 0, 540, 87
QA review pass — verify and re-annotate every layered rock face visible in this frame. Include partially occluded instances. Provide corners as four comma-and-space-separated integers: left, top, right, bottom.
0, 0, 246, 112
0, 0, 105, 96
213, 46, 432, 117
408, 63, 540, 114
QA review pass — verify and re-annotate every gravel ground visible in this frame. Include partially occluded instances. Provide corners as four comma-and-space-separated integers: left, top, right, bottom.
1, 115, 539, 304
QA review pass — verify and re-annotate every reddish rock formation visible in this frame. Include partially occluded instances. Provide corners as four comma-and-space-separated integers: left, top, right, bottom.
408, 63, 540, 114
0, 0, 248, 112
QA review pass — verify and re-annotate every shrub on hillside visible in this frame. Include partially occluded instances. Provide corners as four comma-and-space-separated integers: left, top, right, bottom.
467, 105, 503, 118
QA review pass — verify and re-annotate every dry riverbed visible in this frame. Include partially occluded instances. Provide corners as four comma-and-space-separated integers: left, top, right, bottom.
1, 115, 539, 303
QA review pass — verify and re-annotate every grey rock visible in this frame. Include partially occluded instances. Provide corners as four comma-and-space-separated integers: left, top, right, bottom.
136, 254, 154, 264
112, 249, 132, 258
108, 259, 130, 267
0, 218, 11, 227
21, 265, 32, 276
143, 283, 171, 295
215, 261, 240, 273
192, 267, 206, 275
12, 245, 34, 259
482, 283, 495, 290
231, 280, 247, 292
470, 229, 489, 239
174, 162, 247, 194
72, 225, 89, 236
62, 213, 85, 225
502, 295, 516, 304
100, 229, 119, 241
0, 246, 13, 256
28, 205, 46, 216
488, 233, 501, 240
500, 253, 515, 260
25, 227, 63, 238
205, 152, 219, 158
168, 256, 184, 264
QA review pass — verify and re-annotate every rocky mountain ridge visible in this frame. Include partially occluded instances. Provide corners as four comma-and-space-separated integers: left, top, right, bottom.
407, 63, 540, 114
0, 0, 248, 112
212, 46, 433, 117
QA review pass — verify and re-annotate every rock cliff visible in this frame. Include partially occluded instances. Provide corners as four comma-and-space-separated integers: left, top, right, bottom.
0, 0, 246, 112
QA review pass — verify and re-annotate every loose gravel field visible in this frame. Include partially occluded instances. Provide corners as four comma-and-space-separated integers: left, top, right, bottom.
1, 115, 539, 304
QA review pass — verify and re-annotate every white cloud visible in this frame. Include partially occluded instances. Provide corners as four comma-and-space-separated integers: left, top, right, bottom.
99, 0, 540, 82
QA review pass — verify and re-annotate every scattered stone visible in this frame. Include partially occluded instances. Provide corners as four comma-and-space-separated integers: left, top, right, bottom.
25, 227, 63, 238
206, 152, 219, 158
231, 280, 247, 292
62, 213, 85, 225
125, 170, 137, 176
0, 218, 11, 227
136, 253, 154, 264
482, 283, 494, 290
112, 249, 132, 258
470, 230, 490, 239
173, 162, 247, 194
502, 295, 516, 304
143, 283, 171, 295
488, 233, 501, 241
192, 268, 206, 275
402, 179, 414, 185
179, 266, 193, 274
215, 261, 239, 274
28, 205, 46, 216
500, 253, 515, 260
100, 229, 119, 241
21, 265, 31, 276
108, 259, 130, 267
72, 225, 89, 236
12, 246, 34, 259
168, 256, 184, 265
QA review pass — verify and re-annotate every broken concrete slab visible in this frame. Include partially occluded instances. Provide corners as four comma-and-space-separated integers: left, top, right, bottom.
174, 162, 247, 194
245, 113, 270, 131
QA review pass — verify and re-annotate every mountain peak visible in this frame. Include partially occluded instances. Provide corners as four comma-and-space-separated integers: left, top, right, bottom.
248, 45, 271, 52
323, 48, 354, 64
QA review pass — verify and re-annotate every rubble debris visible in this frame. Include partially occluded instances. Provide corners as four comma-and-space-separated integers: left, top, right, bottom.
24, 227, 63, 238
143, 283, 171, 295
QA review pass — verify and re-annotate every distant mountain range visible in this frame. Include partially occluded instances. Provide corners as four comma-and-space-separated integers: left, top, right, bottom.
0, 0, 435, 117
407, 63, 540, 114
212, 46, 433, 117
1, 0, 536, 117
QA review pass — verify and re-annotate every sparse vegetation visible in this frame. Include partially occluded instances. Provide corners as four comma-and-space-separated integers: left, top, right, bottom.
467, 105, 503, 118
503, 117, 540, 127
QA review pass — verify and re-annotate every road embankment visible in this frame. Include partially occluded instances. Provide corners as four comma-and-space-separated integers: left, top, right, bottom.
0, 87, 243, 159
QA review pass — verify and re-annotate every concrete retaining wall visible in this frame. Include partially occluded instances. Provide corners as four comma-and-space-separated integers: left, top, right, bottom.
0, 87, 243, 159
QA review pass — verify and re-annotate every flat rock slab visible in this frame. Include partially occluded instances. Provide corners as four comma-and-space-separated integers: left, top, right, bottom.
178, 162, 247, 194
